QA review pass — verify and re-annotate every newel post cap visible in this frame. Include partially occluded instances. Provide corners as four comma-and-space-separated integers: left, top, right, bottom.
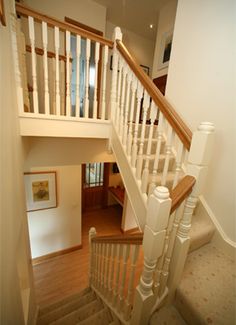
112, 26, 122, 41
89, 227, 96, 237
198, 122, 215, 133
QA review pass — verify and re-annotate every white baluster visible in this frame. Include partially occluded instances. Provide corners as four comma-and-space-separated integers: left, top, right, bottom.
119, 64, 127, 137
131, 187, 171, 325
141, 102, 158, 194
172, 142, 184, 188
54, 26, 60, 116
122, 72, 132, 145
28, 17, 39, 114
161, 124, 174, 186
109, 244, 117, 300
118, 244, 130, 312
168, 122, 215, 300
104, 243, 111, 297
89, 227, 97, 286
75, 35, 81, 118
115, 57, 123, 129
84, 39, 91, 118
136, 91, 150, 180
100, 45, 108, 120
131, 83, 143, 167
94, 243, 99, 287
124, 245, 140, 320
93, 42, 100, 119
41, 22, 50, 115
97, 243, 102, 289
65, 30, 71, 116
113, 244, 123, 307
148, 112, 164, 195
127, 76, 137, 157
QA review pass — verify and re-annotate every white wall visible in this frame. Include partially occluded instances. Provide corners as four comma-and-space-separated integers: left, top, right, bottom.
152, 0, 178, 79
121, 194, 138, 232
106, 21, 155, 75
24, 0, 107, 34
0, 0, 36, 323
166, 0, 236, 243
27, 166, 82, 258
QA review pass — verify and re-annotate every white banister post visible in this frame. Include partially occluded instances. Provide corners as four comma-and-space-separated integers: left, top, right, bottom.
168, 122, 215, 300
89, 227, 97, 286
131, 187, 171, 325
110, 27, 122, 122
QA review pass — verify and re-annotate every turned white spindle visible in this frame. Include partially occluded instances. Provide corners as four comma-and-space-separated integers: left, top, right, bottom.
172, 142, 184, 188
94, 243, 99, 287
113, 244, 123, 307
115, 57, 123, 129
54, 26, 60, 116
84, 38, 91, 118
104, 243, 111, 297
108, 244, 116, 300
65, 31, 71, 116
131, 187, 171, 325
41, 22, 50, 115
141, 102, 158, 194
119, 64, 128, 137
131, 83, 143, 167
75, 35, 81, 117
161, 124, 174, 186
97, 243, 103, 289
100, 45, 108, 120
92, 42, 100, 119
148, 113, 164, 195
122, 73, 132, 145
126, 76, 137, 157
168, 122, 215, 300
89, 227, 97, 285
124, 245, 140, 320
28, 17, 39, 114
118, 244, 130, 312
136, 91, 150, 180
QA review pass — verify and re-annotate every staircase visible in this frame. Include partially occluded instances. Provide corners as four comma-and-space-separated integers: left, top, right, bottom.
11, 3, 235, 325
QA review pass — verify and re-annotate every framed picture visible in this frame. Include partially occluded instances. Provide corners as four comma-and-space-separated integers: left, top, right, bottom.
24, 171, 57, 212
0, 0, 6, 26
140, 65, 150, 76
158, 30, 173, 70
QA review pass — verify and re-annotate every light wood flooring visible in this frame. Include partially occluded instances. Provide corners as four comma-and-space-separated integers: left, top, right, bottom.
33, 205, 124, 307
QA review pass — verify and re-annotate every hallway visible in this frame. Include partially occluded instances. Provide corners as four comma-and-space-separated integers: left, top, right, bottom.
33, 205, 123, 307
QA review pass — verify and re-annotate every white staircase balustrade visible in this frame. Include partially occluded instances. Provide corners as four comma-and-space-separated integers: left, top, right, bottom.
100, 45, 108, 120
65, 30, 71, 117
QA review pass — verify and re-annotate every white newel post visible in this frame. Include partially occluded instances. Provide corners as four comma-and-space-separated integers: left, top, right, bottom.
89, 227, 97, 286
110, 27, 122, 122
167, 122, 215, 300
131, 187, 171, 325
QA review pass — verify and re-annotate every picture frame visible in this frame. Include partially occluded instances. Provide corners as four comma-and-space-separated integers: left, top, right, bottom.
158, 30, 173, 70
24, 171, 57, 212
140, 64, 150, 76
0, 0, 6, 26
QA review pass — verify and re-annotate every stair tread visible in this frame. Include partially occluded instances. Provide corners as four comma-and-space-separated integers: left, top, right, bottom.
175, 243, 236, 325
51, 298, 103, 324
150, 305, 187, 325
37, 291, 96, 324
78, 307, 113, 325
38, 287, 91, 317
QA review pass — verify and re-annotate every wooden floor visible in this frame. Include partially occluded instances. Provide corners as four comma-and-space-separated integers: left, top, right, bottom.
33, 205, 123, 307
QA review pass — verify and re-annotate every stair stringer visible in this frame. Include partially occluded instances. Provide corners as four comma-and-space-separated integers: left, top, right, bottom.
111, 124, 147, 230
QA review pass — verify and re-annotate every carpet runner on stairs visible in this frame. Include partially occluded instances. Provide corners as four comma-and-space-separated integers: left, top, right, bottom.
37, 287, 121, 325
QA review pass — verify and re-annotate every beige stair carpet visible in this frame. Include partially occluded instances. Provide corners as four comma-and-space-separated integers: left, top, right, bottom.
150, 305, 187, 325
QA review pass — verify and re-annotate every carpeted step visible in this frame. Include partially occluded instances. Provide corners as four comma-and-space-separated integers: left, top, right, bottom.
175, 243, 236, 325
78, 306, 113, 325
150, 305, 187, 325
137, 137, 166, 154
38, 287, 91, 317
189, 210, 215, 253
37, 290, 96, 324
51, 298, 103, 324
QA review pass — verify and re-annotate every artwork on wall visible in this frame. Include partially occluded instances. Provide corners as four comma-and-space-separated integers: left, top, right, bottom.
24, 171, 57, 212
158, 30, 173, 70
140, 64, 150, 76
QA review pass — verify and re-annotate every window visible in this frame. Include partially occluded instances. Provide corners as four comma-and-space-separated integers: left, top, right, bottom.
85, 163, 104, 187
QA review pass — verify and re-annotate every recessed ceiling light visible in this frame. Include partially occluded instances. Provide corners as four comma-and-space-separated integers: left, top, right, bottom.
150, 24, 153, 29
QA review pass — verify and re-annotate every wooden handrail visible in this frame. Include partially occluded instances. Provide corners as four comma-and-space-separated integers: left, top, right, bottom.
92, 233, 143, 245
15, 3, 113, 49
170, 175, 196, 214
26, 45, 71, 62
116, 40, 193, 151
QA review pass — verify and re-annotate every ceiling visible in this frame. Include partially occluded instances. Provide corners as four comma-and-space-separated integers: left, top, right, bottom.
93, 0, 169, 41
